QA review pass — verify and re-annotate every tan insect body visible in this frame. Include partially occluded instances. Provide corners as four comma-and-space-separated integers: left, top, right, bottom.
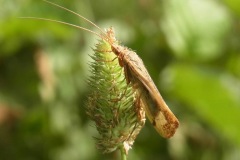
110, 39, 179, 138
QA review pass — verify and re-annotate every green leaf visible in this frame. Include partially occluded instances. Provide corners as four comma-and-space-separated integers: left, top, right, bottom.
162, 63, 240, 146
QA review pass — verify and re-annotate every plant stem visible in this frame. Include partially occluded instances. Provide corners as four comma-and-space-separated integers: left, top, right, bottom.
119, 144, 127, 160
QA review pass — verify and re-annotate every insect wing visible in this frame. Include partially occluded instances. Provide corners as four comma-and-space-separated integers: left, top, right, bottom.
123, 51, 179, 138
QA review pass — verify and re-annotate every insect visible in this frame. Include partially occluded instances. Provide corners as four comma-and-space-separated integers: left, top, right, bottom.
22, 0, 179, 138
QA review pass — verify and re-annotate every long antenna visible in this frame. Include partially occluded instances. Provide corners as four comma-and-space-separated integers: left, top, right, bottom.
43, 0, 107, 37
19, 17, 103, 39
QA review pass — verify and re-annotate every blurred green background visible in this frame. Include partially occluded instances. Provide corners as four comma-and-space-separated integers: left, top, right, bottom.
1, 0, 240, 159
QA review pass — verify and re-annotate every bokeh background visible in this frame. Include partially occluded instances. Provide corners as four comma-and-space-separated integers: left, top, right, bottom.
1, 0, 240, 160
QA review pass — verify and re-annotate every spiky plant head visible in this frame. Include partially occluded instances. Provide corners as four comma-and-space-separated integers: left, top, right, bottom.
86, 40, 145, 154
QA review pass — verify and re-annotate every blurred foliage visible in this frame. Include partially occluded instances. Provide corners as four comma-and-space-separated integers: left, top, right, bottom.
0, 0, 240, 160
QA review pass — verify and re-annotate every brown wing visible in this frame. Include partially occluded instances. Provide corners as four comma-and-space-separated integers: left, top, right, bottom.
123, 50, 179, 138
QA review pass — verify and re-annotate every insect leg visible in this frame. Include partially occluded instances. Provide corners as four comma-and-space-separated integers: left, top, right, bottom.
126, 94, 145, 141
93, 48, 119, 63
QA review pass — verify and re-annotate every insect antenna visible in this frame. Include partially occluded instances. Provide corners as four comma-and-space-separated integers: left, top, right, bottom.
19, 17, 103, 39
42, 0, 109, 40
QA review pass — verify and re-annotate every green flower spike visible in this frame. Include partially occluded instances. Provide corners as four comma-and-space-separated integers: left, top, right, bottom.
86, 40, 145, 156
